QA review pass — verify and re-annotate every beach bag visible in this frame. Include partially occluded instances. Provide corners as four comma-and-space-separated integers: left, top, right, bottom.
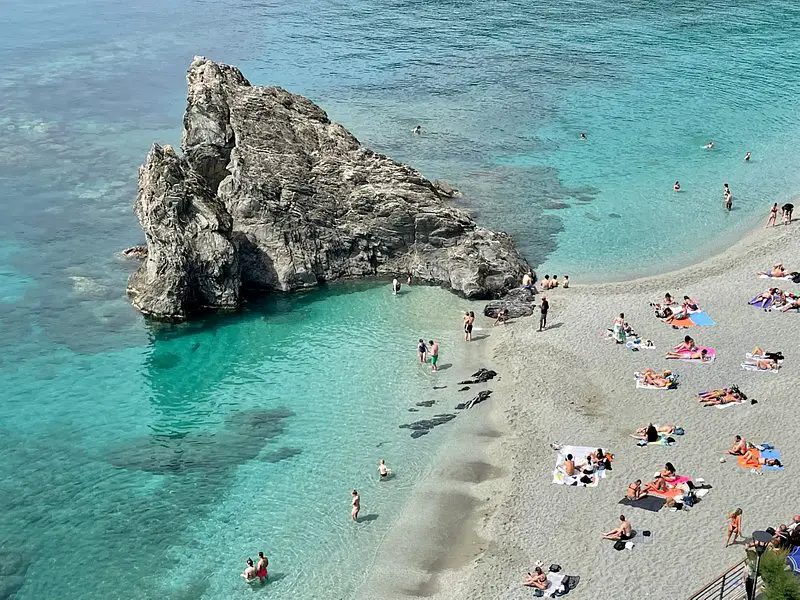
791, 272, 800, 283
613, 540, 626, 551
549, 564, 561, 572
683, 492, 696, 507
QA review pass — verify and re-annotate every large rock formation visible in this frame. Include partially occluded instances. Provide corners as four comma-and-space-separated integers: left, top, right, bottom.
128, 57, 530, 319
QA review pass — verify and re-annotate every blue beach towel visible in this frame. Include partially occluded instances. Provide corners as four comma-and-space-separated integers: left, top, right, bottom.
689, 311, 716, 326
760, 448, 784, 470
749, 296, 773, 309
788, 546, 800, 573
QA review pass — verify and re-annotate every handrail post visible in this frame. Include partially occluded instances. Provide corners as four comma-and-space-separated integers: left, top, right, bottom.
718, 571, 726, 600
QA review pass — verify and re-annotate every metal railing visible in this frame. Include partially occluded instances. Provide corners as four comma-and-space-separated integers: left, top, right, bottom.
687, 560, 749, 600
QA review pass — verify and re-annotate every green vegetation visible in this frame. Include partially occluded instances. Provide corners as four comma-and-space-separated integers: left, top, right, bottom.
760, 550, 800, 600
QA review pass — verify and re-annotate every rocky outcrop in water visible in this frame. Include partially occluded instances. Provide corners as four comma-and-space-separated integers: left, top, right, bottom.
128, 57, 531, 320
483, 286, 538, 319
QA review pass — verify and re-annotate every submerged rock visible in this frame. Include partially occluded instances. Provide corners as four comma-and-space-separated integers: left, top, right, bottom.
458, 368, 497, 385
127, 57, 531, 320
399, 413, 456, 438
455, 390, 492, 410
483, 286, 537, 319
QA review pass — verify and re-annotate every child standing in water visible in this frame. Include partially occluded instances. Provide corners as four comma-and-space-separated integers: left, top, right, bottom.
351, 490, 360, 521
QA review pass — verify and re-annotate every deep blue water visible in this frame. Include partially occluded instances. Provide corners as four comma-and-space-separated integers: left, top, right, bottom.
1, 1, 800, 598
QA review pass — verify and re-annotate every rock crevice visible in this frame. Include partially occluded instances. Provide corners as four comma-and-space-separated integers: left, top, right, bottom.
128, 57, 531, 320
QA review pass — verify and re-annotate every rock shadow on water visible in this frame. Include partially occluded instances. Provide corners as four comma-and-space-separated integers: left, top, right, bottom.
107, 408, 297, 474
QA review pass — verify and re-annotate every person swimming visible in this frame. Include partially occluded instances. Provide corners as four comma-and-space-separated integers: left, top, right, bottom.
745, 152, 751, 161
392, 278, 400, 294
580, 132, 587, 140
673, 181, 681, 192
704, 140, 715, 149
241, 558, 258, 583
412, 125, 422, 135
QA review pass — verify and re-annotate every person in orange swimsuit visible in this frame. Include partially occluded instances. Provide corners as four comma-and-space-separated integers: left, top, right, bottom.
725, 508, 743, 547
646, 474, 667, 494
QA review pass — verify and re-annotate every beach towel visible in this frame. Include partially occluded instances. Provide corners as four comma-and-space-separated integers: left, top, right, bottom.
689, 311, 716, 326
741, 362, 780, 374
618, 495, 666, 512
760, 448, 784, 471
636, 434, 673, 447
749, 295, 774, 309
759, 274, 792, 281
552, 445, 608, 488
666, 315, 696, 328
647, 487, 684, 499
787, 546, 800, 573
541, 573, 567, 598
666, 475, 692, 486
715, 399, 744, 409
626, 338, 655, 351
669, 346, 716, 363
737, 449, 761, 469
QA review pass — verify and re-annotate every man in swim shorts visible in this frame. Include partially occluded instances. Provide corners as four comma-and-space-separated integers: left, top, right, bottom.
256, 552, 268, 583
429, 340, 439, 371
602, 515, 632, 540
538, 296, 549, 332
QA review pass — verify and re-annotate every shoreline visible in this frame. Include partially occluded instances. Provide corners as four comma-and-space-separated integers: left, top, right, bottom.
360, 218, 799, 600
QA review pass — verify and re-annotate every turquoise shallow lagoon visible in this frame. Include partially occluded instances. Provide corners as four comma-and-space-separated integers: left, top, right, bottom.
1, 0, 800, 598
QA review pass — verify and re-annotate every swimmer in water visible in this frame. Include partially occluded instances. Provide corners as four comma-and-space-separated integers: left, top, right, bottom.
580, 132, 587, 140
392, 277, 400, 295
412, 125, 422, 135
744, 152, 751, 161
256, 552, 269, 583
241, 558, 258, 583
704, 140, 715, 149
378, 459, 391, 479
673, 181, 681, 192
351, 489, 360, 521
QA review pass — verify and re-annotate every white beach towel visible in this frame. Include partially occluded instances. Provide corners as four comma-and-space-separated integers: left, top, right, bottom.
552, 445, 608, 488
715, 400, 744, 410
759, 274, 792, 281
741, 363, 780, 374
542, 573, 566, 597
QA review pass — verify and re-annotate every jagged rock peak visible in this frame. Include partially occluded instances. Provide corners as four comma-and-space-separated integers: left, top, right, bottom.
127, 59, 531, 320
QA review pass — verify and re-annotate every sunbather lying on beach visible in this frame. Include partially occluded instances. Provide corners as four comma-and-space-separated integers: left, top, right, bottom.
627, 480, 648, 500
742, 448, 782, 468
523, 567, 550, 590
666, 348, 709, 361
758, 264, 787, 278
639, 368, 674, 387
602, 515, 632, 540
781, 298, 800, 312
631, 423, 677, 442
698, 388, 744, 406
743, 358, 780, 371
728, 435, 748, 456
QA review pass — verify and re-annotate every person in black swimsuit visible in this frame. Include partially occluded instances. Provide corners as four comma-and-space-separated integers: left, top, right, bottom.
782, 203, 794, 225
539, 296, 549, 332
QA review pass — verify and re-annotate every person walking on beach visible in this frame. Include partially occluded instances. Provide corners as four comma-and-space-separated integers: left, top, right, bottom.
725, 508, 743, 547
782, 202, 794, 225
538, 295, 549, 332
429, 340, 439, 371
767, 203, 779, 227
417, 339, 428, 363
351, 489, 361, 521
256, 552, 269, 583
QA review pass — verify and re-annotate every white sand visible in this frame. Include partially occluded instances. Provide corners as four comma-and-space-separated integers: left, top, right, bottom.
358, 221, 799, 599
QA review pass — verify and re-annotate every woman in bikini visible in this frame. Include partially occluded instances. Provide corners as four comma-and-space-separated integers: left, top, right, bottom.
766, 203, 779, 227
646, 474, 668, 494
666, 348, 708, 361
743, 357, 780, 371
742, 448, 782, 468
660, 462, 677, 481
640, 368, 672, 387
627, 480, 648, 500
351, 490, 360, 521
698, 389, 742, 406
523, 567, 550, 590
673, 335, 696, 353
725, 508, 743, 547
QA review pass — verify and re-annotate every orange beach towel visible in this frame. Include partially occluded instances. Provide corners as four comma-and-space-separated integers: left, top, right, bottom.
738, 448, 761, 470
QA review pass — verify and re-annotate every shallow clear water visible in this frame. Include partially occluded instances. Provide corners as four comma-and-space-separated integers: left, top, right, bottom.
2, 0, 800, 598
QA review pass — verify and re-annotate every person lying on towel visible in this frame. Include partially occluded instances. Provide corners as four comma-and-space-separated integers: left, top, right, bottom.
698, 388, 744, 406
728, 435, 748, 456
744, 357, 780, 371
780, 297, 800, 312
640, 368, 674, 387
665, 296, 699, 324
631, 423, 677, 442
601, 515, 632, 540
743, 448, 782, 468
666, 348, 710, 361
757, 264, 787, 278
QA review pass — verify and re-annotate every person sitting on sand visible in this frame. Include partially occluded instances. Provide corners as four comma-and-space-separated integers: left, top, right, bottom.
673, 335, 696, 353
750, 288, 780, 306
627, 480, 648, 500
552, 275, 559, 287
493, 308, 509, 326
664, 296, 697, 323
563, 453, 575, 477
660, 462, 677, 481
523, 566, 550, 590
666, 348, 709, 361
592, 449, 613, 470
563, 275, 569, 289
664, 293, 675, 305
602, 515, 633, 540
725, 509, 743, 547
646, 474, 668, 493
743, 357, 780, 371
541, 274, 551, 289
758, 263, 786, 278
728, 435, 748, 456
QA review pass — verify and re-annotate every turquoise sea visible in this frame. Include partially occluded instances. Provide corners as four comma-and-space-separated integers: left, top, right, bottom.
1, 1, 799, 598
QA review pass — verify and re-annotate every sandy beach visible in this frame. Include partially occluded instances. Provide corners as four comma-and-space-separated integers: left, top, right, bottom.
358, 219, 799, 599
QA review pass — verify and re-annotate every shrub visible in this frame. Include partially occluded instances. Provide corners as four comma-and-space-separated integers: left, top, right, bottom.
759, 549, 800, 600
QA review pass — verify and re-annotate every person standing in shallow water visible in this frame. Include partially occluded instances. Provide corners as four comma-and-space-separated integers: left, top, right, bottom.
351, 489, 360, 521
392, 278, 400, 294
538, 295, 549, 332
429, 340, 439, 371
256, 552, 268, 583
417, 339, 428, 363
767, 203, 778, 227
